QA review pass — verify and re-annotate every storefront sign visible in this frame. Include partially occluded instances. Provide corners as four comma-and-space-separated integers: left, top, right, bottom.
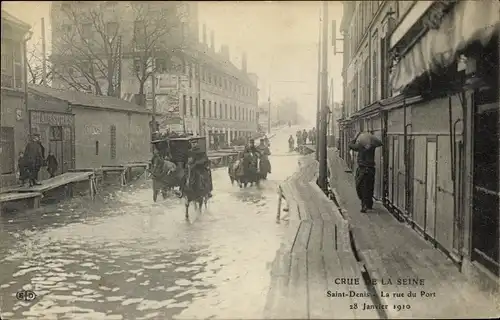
84, 124, 103, 135
31, 111, 73, 126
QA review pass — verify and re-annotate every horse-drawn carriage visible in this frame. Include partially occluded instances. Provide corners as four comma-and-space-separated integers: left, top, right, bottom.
228, 145, 271, 188
150, 136, 206, 202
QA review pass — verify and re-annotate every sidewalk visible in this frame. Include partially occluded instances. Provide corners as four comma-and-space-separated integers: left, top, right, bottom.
264, 156, 379, 319
327, 148, 500, 318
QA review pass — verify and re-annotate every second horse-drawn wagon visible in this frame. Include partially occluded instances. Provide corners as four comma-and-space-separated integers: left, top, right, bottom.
150, 136, 207, 202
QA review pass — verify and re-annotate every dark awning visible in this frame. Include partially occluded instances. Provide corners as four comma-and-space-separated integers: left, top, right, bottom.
390, 0, 500, 93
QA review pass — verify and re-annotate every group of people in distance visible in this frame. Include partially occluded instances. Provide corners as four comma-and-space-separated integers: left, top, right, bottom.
288, 127, 316, 152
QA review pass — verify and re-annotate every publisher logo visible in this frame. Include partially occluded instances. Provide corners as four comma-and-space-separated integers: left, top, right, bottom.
16, 290, 37, 301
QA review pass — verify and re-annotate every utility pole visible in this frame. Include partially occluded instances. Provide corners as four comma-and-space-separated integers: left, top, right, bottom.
41, 17, 47, 86
268, 85, 271, 134
318, 0, 329, 192
315, 10, 322, 161
330, 77, 334, 146
116, 35, 122, 99
151, 46, 157, 132
198, 61, 202, 136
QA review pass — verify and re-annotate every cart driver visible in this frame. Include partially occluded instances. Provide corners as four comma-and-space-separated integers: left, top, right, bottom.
188, 139, 213, 198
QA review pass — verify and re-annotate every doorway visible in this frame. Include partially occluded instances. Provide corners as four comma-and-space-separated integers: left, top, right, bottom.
425, 139, 437, 239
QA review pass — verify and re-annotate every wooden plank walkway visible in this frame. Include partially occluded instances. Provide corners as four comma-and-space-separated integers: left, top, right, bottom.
327, 148, 500, 319
3, 172, 97, 202
265, 155, 379, 319
7, 172, 94, 194
0, 192, 42, 209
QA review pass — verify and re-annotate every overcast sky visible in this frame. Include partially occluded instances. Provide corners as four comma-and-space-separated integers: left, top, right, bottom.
3, 1, 344, 124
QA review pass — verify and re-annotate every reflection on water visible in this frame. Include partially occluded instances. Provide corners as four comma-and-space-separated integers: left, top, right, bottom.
0, 127, 301, 319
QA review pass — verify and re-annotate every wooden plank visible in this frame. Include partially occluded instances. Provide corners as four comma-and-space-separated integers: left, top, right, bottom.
264, 220, 300, 319
287, 221, 311, 319
297, 183, 322, 221
322, 223, 358, 319
265, 220, 302, 319
11, 172, 93, 193
336, 250, 380, 319
101, 167, 127, 172
290, 181, 311, 220
125, 163, 149, 168
280, 183, 300, 221
360, 250, 402, 319
0, 192, 42, 203
308, 221, 333, 319
308, 182, 341, 222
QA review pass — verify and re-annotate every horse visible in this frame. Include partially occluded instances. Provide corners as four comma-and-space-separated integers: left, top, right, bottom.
228, 153, 260, 187
182, 164, 210, 219
151, 157, 185, 202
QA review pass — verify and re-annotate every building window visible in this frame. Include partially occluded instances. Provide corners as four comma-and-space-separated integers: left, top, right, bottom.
106, 21, 118, 39
229, 105, 233, 119
189, 96, 193, 115
195, 97, 198, 116
372, 52, 378, 102
214, 102, 217, 118
133, 58, 141, 73
50, 126, 63, 141
202, 99, 206, 117
1, 39, 14, 88
133, 20, 145, 50
110, 125, 116, 159
0, 127, 15, 174
95, 141, 99, 155
219, 104, 223, 119
82, 22, 93, 40
155, 58, 166, 73
364, 58, 370, 106
13, 43, 22, 89
225, 104, 228, 119
183, 95, 187, 116
208, 101, 212, 117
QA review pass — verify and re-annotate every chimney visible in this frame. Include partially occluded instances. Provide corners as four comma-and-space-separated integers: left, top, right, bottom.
202, 24, 207, 45
242, 51, 247, 73
210, 30, 215, 51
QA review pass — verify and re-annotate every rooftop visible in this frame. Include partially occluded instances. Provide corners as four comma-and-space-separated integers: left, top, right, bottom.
29, 84, 151, 114
1, 9, 31, 30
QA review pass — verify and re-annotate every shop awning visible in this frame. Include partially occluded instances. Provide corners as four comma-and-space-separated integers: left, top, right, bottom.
390, 0, 500, 92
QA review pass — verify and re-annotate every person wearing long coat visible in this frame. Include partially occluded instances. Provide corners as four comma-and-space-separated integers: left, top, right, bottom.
24, 134, 45, 186
348, 131, 383, 212
187, 141, 213, 198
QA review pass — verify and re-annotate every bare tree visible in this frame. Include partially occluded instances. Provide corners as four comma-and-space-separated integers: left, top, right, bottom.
130, 2, 186, 106
26, 44, 53, 85
50, 2, 122, 96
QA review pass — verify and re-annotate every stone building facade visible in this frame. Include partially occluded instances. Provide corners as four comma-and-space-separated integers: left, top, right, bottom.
0, 10, 31, 188
339, 0, 499, 285
49, 1, 259, 147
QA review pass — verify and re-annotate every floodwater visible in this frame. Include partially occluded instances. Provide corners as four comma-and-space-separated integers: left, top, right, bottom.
0, 126, 303, 320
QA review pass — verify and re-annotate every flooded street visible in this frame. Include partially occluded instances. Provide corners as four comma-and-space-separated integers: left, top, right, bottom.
0, 127, 301, 320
